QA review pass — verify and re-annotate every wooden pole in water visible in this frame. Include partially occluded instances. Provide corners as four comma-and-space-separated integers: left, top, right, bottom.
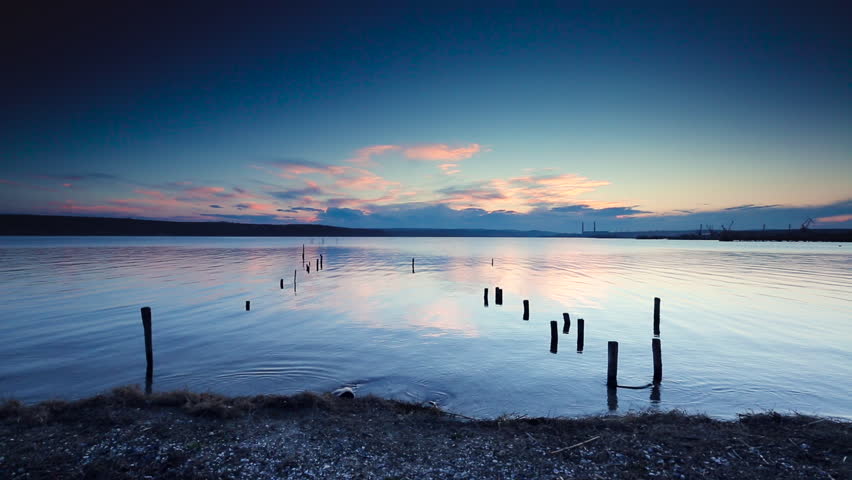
607, 341, 618, 387
302, 244, 305, 261
141, 307, 153, 375
491, 258, 493, 266
607, 386, 618, 411
550, 321, 558, 353
522, 300, 529, 320
577, 318, 585, 351
293, 269, 297, 291
653, 297, 661, 336
483, 288, 488, 306
306, 263, 310, 274
495, 287, 503, 305
316, 258, 319, 271
320, 254, 323, 270
652, 338, 662, 384
280, 278, 283, 289
245, 300, 250, 311
412, 258, 415, 273
562, 313, 570, 334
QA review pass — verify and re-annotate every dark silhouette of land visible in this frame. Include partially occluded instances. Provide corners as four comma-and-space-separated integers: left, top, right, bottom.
640, 229, 852, 242
1, 214, 850, 241
0, 214, 559, 237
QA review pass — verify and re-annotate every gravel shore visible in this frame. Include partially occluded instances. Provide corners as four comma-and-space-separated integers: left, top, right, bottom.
1, 386, 849, 479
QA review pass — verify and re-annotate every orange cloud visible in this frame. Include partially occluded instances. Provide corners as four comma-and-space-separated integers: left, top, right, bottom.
403, 143, 482, 161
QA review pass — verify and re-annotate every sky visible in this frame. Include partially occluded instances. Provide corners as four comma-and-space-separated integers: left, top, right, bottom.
2, 2, 851, 232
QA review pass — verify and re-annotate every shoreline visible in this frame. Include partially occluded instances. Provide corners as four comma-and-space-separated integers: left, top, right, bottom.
2, 386, 849, 479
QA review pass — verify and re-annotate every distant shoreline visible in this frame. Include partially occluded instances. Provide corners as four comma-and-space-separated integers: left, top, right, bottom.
1, 214, 850, 241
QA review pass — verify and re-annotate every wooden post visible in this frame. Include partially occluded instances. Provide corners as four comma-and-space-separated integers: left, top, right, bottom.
320, 254, 323, 270
302, 244, 305, 261
653, 297, 660, 336
245, 300, 250, 311
562, 313, 570, 333
412, 258, 415, 273
293, 269, 297, 291
607, 341, 618, 387
316, 258, 319, 271
141, 307, 153, 376
280, 278, 283, 289
522, 300, 529, 320
307, 263, 310, 274
577, 318, 585, 351
550, 321, 558, 353
491, 258, 493, 266
483, 288, 488, 306
495, 287, 503, 305
652, 338, 662, 384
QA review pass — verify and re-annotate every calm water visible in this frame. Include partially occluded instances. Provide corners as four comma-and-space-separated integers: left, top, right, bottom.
0, 236, 850, 419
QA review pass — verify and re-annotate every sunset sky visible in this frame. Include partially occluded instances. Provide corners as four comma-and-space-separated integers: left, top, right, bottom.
2, 3, 850, 232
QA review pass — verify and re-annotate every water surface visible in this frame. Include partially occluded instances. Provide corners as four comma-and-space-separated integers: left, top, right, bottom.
1, 236, 849, 419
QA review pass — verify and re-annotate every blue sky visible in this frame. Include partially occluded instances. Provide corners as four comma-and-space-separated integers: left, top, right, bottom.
1, 3, 850, 231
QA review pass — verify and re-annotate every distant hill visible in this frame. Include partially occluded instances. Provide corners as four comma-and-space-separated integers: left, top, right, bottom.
3, 214, 848, 240
0, 214, 563, 237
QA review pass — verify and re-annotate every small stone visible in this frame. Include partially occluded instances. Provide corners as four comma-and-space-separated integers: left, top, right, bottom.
333, 387, 355, 399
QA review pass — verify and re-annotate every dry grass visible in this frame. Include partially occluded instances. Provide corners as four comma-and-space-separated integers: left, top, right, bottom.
0, 384, 444, 425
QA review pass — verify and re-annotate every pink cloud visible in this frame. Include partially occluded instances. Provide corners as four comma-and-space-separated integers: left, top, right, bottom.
346, 145, 400, 165
437, 174, 612, 212
244, 203, 277, 212
0, 178, 57, 192
134, 188, 167, 199
53, 201, 147, 215
438, 163, 461, 175
267, 160, 347, 179
404, 143, 482, 161
344, 143, 483, 165
334, 169, 399, 191
286, 164, 346, 176
185, 186, 226, 196
816, 214, 852, 223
